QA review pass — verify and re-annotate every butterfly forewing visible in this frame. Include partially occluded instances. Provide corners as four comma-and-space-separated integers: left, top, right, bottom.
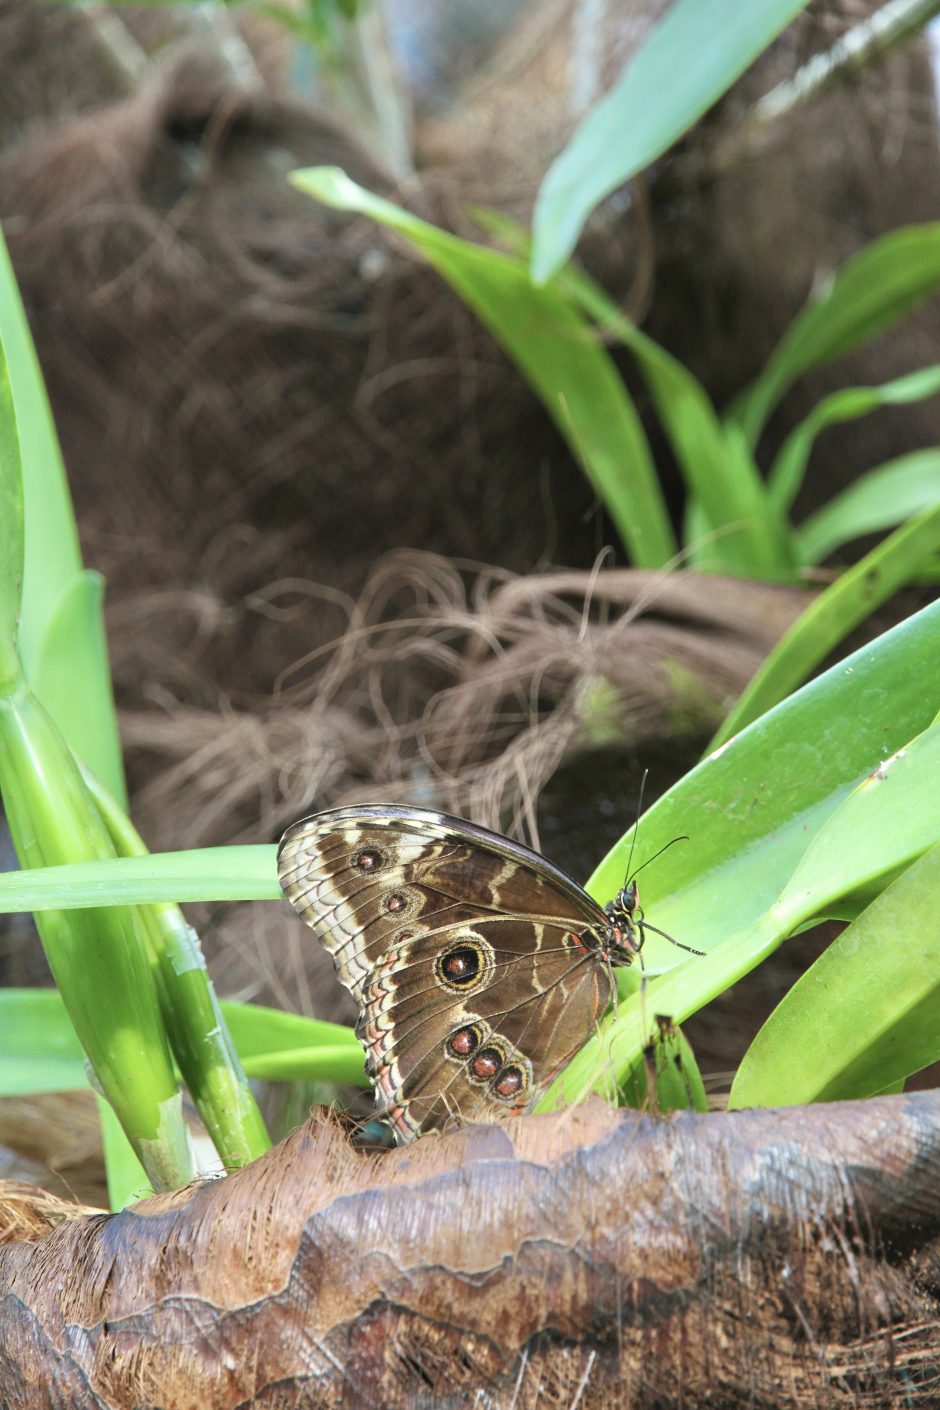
277, 805, 615, 1142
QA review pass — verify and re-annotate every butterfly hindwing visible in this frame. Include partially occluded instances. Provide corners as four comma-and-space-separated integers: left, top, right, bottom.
359, 916, 609, 1139
277, 805, 615, 1141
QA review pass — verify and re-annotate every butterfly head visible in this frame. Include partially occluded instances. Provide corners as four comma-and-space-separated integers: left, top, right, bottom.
602, 881, 642, 965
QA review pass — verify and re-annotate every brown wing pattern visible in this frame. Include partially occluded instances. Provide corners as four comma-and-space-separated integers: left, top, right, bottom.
277, 806, 613, 1141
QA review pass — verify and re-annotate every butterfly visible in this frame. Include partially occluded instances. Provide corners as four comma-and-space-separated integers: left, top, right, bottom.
277, 804, 650, 1144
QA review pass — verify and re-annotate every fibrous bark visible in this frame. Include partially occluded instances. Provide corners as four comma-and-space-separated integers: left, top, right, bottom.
1, 1093, 939, 1408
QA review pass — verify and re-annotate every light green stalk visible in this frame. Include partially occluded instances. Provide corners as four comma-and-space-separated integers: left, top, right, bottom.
86, 769, 270, 1169
0, 334, 191, 1190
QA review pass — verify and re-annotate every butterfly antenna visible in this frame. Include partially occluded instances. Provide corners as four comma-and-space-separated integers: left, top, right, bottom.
628, 834, 689, 883
623, 768, 649, 886
638, 920, 704, 957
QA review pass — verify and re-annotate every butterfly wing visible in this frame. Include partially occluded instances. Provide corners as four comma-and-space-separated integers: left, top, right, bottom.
277, 805, 613, 1141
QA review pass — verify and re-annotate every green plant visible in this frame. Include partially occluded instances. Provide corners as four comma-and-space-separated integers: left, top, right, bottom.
2, 603, 937, 1142
289, 167, 940, 744
0, 231, 275, 1205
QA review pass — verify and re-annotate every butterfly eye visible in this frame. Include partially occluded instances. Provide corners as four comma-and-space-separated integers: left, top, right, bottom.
493, 1065, 526, 1099
446, 1024, 483, 1059
443, 948, 478, 982
433, 935, 493, 994
354, 847, 384, 873
470, 1046, 504, 1081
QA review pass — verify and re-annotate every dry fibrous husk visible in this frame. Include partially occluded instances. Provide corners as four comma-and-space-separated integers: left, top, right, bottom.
1, 1094, 939, 1407
116, 555, 809, 854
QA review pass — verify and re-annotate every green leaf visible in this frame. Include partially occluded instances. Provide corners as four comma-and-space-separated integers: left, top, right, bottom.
0, 682, 193, 1190
472, 206, 795, 579
561, 266, 794, 579
0, 844, 279, 913
734, 223, 940, 445
770, 721, 940, 930
97, 1094, 153, 1210
537, 601, 940, 1110
767, 364, 940, 516
0, 224, 125, 802
531, 0, 812, 283
0, 331, 23, 688
0, 988, 365, 1097
597, 601, 940, 960
33, 573, 127, 805
83, 768, 270, 1169
730, 843, 940, 1108
795, 449, 940, 565
711, 503, 940, 748
291, 166, 677, 569
0, 988, 86, 1094
0, 225, 82, 675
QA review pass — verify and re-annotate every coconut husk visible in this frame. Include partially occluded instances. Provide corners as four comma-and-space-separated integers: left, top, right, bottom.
1, 1094, 939, 1407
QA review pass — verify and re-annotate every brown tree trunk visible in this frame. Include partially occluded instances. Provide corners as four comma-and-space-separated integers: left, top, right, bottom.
2, 1093, 939, 1407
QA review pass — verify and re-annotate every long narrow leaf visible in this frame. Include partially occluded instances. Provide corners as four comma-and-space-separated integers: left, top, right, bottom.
0, 226, 81, 671
767, 363, 940, 514
710, 503, 940, 748
0, 846, 278, 912
0, 988, 365, 1098
562, 266, 795, 578
795, 449, 940, 565
531, 0, 811, 283
0, 333, 21, 688
475, 204, 794, 579
291, 166, 677, 568
0, 224, 125, 801
734, 223, 940, 446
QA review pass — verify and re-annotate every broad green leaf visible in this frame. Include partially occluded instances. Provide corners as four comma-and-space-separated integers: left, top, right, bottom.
711, 503, 940, 748
770, 722, 940, 929
0, 988, 364, 1097
222, 1003, 366, 1065
730, 843, 940, 1107
292, 166, 677, 569
768, 364, 940, 515
0, 988, 87, 1094
531, 0, 811, 283
33, 572, 127, 805
238, 1044, 366, 1084
734, 223, 940, 445
592, 601, 939, 961
795, 450, 940, 565
538, 601, 940, 1109
544, 713, 940, 1113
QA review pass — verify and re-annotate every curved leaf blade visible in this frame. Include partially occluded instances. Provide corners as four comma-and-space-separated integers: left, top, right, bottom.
531, 0, 811, 283
734, 223, 940, 445
711, 503, 940, 748
795, 450, 940, 565
768, 364, 940, 516
292, 166, 676, 568
730, 843, 940, 1107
